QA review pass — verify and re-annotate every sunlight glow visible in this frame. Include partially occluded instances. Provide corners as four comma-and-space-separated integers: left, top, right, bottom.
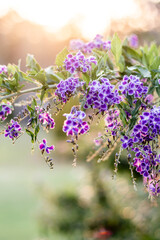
0, 0, 138, 38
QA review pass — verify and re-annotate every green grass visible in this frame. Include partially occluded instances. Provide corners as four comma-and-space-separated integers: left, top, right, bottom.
0, 135, 86, 240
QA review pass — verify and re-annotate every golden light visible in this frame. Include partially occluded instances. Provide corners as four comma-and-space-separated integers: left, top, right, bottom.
0, 0, 139, 38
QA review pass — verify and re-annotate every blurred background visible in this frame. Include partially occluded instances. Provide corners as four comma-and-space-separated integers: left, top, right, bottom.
1, 0, 160, 239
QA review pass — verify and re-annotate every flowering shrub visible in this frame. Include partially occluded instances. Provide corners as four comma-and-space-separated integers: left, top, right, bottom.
1, 33, 160, 199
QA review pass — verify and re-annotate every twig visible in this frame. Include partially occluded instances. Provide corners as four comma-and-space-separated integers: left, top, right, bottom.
0, 84, 57, 101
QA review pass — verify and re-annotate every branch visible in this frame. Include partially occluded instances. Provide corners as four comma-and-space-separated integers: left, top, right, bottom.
0, 84, 57, 101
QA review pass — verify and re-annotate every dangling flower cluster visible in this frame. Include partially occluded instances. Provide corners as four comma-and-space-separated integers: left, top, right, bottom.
131, 106, 160, 143
83, 78, 121, 112
70, 34, 111, 53
64, 51, 97, 74
105, 109, 121, 136
93, 132, 103, 146
128, 34, 138, 48
38, 110, 55, 130
39, 139, 54, 154
119, 75, 148, 98
0, 65, 7, 74
63, 106, 89, 136
0, 102, 13, 121
143, 175, 160, 196
120, 106, 160, 194
4, 120, 22, 139
55, 77, 84, 103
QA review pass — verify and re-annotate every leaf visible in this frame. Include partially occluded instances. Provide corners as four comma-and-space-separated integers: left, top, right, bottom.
129, 116, 137, 130
122, 46, 142, 62
29, 70, 47, 86
82, 72, 90, 85
150, 56, 160, 71
34, 124, 40, 141
26, 54, 41, 72
40, 88, 46, 103
111, 33, 122, 65
127, 65, 151, 78
156, 87, 160, 97
45, 66, 62, 83
55, 48, 69, 67
26, 129, 34, 143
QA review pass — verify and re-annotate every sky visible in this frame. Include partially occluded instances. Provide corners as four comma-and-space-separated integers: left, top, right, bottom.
0, 0, 139, 38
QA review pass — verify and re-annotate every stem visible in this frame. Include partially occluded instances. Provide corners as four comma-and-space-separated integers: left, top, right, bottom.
0, 84, 57, 101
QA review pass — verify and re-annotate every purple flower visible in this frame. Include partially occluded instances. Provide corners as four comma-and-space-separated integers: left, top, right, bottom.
5, 120, 22, 139
70, 35, 111, 53
55, 77, 84, 103
0, 65, 7, 74
119, 75, 148, 99
39, 111, 55, 129
84, 78, 121, 112
128, 34, 138, 48
63, 106, 89, 136
39, 139, 54, 154
64, 51, 97, 74
0, 102, 13, 121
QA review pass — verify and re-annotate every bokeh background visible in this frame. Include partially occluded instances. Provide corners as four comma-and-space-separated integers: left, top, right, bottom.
1, 0, 160, 239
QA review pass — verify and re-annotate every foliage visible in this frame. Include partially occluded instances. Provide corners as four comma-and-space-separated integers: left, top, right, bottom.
0, 33, 160, 199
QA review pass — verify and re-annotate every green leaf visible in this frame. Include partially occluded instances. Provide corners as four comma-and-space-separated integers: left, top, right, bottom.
82, 72, 90, 85
34, 124, 40, 141
45, 66, 62, 84
111, 33, 122, 65
26, 54, 41, 72
122, 46, 142, 62
156, 87, 160, 97
127, 65, 151, 78
29, 70, 47, 86
40, 88, 46, 103
26, 129, 34, 143
150, 56, 160, 71
129, 116, 137, 130
55, 48, 69, 67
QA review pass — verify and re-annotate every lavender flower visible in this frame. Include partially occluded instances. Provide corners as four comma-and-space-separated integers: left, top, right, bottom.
63, 106, 89, 136
55, 77, 84, 103
0, 65, 7, 74
39, 139, 54, 154
5, 120, 22, 139
128, 34, 138, 48
119, 75, 148, 99
0, 102, 13, 121
39, 111, 55, 129
105, 110, 121, 136
70, 35, 111, 53
84, 78, 121, 112
64, 51, 97, 74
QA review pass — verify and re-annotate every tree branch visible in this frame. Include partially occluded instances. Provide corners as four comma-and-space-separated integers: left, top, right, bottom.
0, 84, 57, 101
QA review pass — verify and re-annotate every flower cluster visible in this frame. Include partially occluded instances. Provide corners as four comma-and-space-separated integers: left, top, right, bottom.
39, 139, 54, 154
4, 120, 22, 139
0, 102, 13, 121
119, 75, 148, 99
121, 106, 160, 190
70, 34, 111, 53
55, 77, 83, 103
144, 175, 160, 196
63, 106, 89, 136
64, 51, 97, 74
105, 110, 121, 136
38, 111, 55, 130
93, 132, 103, 146
0, 65, 7, 74
131, 106, 160, 142
84, 78, 121, 112
128, 34, 138, 48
